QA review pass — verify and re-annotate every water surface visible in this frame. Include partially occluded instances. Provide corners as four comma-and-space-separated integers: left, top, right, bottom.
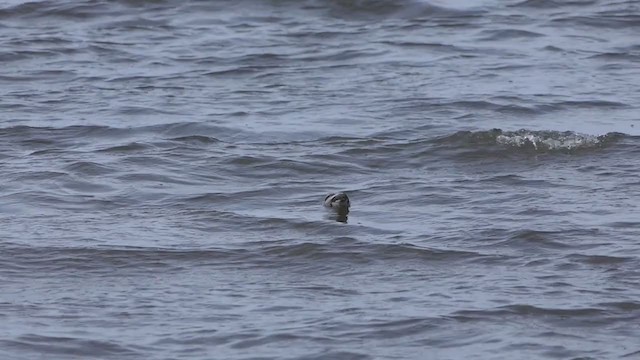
2, 0, 640, 359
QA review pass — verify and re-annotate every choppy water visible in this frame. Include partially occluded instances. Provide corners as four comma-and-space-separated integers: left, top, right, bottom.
2, 0, 640, 359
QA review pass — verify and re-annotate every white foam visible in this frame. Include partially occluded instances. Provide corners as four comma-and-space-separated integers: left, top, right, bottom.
496, 130, 601, 151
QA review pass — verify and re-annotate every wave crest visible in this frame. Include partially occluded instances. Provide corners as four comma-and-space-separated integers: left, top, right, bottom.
495, 129, 622, 151
438, 129, 624, 153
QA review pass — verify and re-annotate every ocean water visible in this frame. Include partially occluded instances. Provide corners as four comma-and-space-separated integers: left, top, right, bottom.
1, 0, 640, 359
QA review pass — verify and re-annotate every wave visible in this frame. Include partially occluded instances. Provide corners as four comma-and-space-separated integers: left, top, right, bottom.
434, 129, 625, 153
0, 1, 113, 20
551, 14, 640, 29
309, 128, 631, 172
452, 304, 607, 320
324, 0, 488, 17
449, 301, 640, 328
477, 29, 545, 41
0, 122, 251, 145
3, 124, 627, 175
0, 0, 486, 21
325, 128, 626, 167
0, 336, 142, 359
509, 0, 597, 9
0, 240, 491, 275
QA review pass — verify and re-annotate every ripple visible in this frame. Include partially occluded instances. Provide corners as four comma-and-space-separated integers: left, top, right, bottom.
98, 142, 153, 153
2, 1, 640, 359
478, 29, 545, 41
1, 334, 142, 358
510, 0, 597, 8
565, 254, 634, 265
63, 161, 116, 176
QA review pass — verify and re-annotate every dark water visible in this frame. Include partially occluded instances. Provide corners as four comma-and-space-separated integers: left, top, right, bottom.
2, 0, 640, 359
